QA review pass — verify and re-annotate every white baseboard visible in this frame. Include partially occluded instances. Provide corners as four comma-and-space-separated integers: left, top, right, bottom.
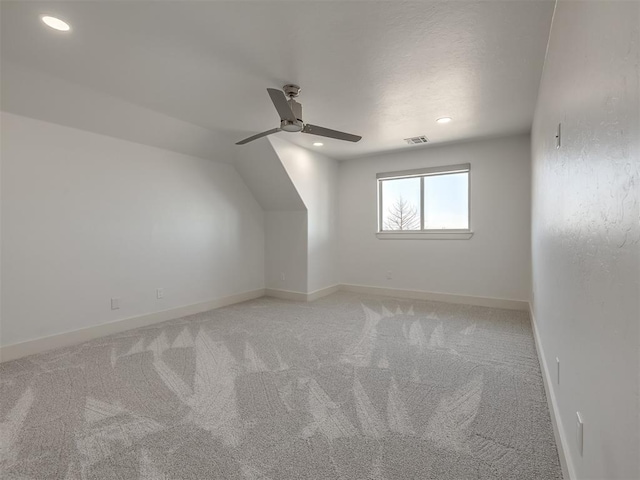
307, 284, 341, 301
264, 284, 340, 302
340, 284, 529, 311
0, 288, 265, 363
0, 284, 529, 362
529, 303, 574, 480
264, 288, 308, 301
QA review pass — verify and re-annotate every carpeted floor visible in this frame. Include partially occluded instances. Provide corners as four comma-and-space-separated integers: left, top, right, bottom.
0, 292, 562, 479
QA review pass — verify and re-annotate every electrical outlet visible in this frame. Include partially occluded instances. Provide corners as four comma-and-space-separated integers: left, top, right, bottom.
156, 288, 164, 299
280, 272, 286, 282
111, 298, 120, 310
386, 271, 392, 280
556, 357, 560, 385
576, 412, 584, 456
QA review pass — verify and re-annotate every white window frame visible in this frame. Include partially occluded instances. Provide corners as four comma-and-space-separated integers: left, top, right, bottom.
376, 163, 473, 240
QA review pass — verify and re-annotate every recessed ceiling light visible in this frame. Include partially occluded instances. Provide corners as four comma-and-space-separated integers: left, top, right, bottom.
313, 142, 324, 147
41, 15, 70, 32
436, 117, 452, 124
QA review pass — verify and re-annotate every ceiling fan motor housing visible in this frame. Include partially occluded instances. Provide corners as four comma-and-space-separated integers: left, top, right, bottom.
280, 119, 303, 132
281, 96, 303, 132
283, 84, 301, 98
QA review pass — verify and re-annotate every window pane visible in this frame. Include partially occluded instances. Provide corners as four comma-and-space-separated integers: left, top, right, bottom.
423, 172, 469, 229
381, 177, 421, 230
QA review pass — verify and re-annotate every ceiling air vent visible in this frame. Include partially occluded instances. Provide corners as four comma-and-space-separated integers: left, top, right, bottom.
404, 135, 429, 145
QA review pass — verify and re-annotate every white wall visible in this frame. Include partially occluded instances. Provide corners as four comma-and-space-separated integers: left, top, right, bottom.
338, 134, 531, 301
531, 1, 639, 479
234, 137, 308, 293
264, 211, 308, 292
1, 112, 264, 347
269, 137, 339, 292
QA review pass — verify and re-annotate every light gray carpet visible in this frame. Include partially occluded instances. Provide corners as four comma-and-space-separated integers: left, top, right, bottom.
0, 292, 562, 479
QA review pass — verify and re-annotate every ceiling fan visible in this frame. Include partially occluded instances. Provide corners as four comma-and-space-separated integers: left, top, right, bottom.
236, 84, 362, 145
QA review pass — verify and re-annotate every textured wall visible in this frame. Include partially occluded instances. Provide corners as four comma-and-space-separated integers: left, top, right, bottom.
1, 112, 265, 347
339, 135, 532, 302
531, 1, 640, 478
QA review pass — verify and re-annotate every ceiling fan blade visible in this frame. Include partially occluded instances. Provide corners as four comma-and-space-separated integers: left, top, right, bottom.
302, 124, 362, 142
267, 88, 297, 122
235, 128, 281, 145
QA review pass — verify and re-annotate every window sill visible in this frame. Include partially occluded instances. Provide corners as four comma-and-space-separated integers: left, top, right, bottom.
376, 231, 474, 240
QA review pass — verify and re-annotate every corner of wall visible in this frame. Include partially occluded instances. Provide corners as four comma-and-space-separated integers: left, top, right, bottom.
268, 137, 341, 292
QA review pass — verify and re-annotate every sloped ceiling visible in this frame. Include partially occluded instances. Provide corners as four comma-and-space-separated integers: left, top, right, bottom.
1, 1, 554, 160
235, 138, 306, 211
1, 61, 234, 163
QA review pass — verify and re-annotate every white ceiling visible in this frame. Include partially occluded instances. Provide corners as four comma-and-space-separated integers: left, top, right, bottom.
1, 1, 554, 160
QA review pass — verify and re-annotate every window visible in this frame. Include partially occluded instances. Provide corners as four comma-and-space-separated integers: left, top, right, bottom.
377, 163, 471, 239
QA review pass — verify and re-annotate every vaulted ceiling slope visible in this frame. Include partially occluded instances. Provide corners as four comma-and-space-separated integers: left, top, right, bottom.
1, 1, 555, 160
